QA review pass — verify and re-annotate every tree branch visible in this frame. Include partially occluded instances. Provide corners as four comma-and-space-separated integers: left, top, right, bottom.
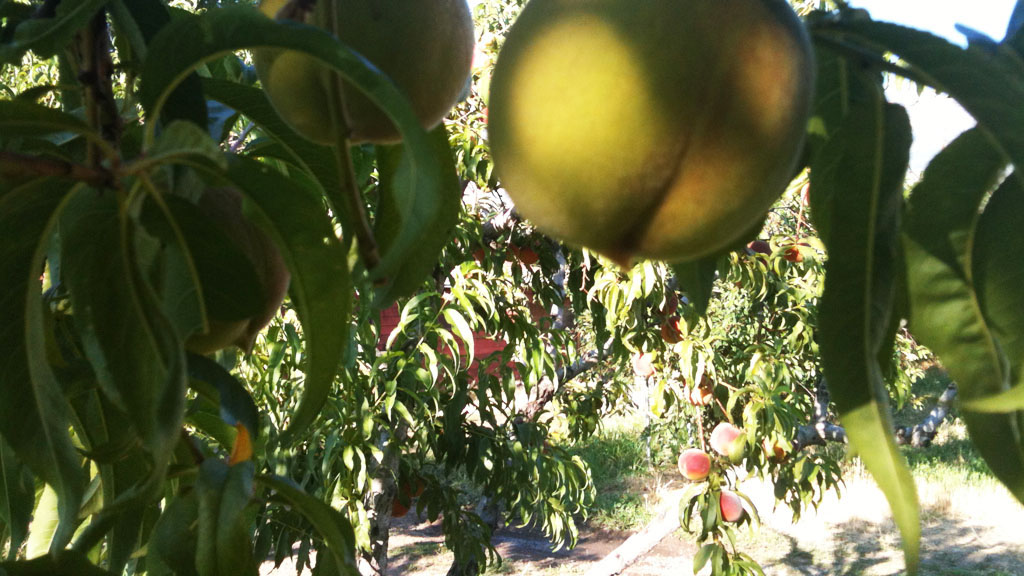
793, 378, 958, 450
0, 151, 112, 186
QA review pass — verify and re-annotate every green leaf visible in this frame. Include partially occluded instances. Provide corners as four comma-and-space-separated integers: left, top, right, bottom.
131, 121, 227, 174
970, 175, 1024, 411
138, 7, 445, 270
147, 489, 200, 576
60, 188, 187, 470
671, 256, 718, 316
0, 438, 33, 560
108, 0, 208, 129
442, 308, 474, 366
903, 128, 1024, 502
138, 194, 263, 325
694, 543, 716, 573
0, 550, 115, 575
814, 97, 919, 571
0, 179, 85, 552
256, 475, 357, 576
196, 460, 256, 576
220, 157, 351, 446
25, 484, 59, 559
200, 78, 341, 215
813, 18, 1024, 177
139, 6, 433, 154
187, 353, 260, 440
373, 125, 462, 303
0, 100, 98, 142
0, 0, 108, 63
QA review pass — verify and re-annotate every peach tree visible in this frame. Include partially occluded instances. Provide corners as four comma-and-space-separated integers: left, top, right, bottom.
1, 0, 1023, 575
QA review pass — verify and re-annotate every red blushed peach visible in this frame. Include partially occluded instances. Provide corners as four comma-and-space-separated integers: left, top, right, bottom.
661, 316, 684, 344
677, 448, 712, 481
710, 422, 745, 461
632, 352, 656, 378
719, 490, 745, 522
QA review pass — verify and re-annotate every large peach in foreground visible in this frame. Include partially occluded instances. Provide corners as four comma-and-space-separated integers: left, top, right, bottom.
488, 0, 814, 264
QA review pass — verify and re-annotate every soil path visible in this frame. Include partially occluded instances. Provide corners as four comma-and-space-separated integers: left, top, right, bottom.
383, 475, 1024, 576
261, 475, 1023, 575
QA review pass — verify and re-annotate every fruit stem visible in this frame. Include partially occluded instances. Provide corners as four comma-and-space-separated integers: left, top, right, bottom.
323, 0, 380, 271
697, 408, 706, 452
334, 136, 381, 270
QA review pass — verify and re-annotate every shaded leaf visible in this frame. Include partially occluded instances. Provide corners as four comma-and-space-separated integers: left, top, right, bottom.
256, 475, 357, 576
0, 179, 84, 551
0, 438, 33, 560
0, 550, 115, 575
374, 125, 462, 303
814, 18, 1024, 178
60, 188, 186, 470
196, 460, 256, 576
131, 121, 227, 174
814, 97, 919, 570
0, 0, 107, 63
200, 78, 341, 216
971, 176, 1024, 411
671, 256, 718, 317
903, 128, 1024, 502
109, 0, 208, 129
187, 353, 260, 440
147, 489, 200, 576
220, 157, 350, 446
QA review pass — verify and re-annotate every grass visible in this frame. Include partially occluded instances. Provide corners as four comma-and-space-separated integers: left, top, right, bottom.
566, 416, 659, 531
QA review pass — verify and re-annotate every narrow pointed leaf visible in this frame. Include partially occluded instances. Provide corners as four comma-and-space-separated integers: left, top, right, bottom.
220, 157, 351, 445
0, 179, 85, 551
0, 0, 108, 63
672, 256, 718, 317
139, 7, 444, 273
131, 121, 227, 174
0, 438, 34, 560
814, 97, 919, 571
200, 78, 341, 212
374, 125, 462, 304
0, 550, 115, 575
196, 460, 256, 576
970, 176, 1024, 411
61, 188, 187, 470
813, 18, 1024, 176
256, 475, 358, 576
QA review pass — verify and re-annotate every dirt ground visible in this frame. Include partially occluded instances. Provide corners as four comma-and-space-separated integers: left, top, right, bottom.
262, 474, 1024, 576
382, 474, 1024, 576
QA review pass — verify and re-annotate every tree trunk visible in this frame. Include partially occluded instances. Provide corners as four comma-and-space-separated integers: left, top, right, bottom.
356, 424, 406, 576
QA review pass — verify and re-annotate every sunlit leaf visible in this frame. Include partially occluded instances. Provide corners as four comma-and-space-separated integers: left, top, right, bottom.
903, 128, 1024, 502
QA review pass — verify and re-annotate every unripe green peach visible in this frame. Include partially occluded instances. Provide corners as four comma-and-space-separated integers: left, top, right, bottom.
256, 0, 474, 144
488, 0, 813, 265
185, 188, 290, 354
